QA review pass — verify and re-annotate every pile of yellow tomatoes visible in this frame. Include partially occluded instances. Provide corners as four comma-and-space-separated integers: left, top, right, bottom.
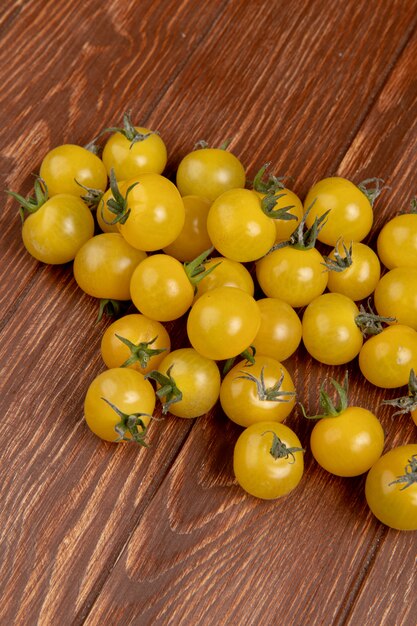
9, 112, 417, 531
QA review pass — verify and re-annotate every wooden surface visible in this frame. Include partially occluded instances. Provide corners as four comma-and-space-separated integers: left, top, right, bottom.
1, 1, 417, 624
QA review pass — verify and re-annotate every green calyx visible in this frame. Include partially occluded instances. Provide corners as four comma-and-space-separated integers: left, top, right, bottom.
382, 369, 417, 416
358, 178, 388, 206
323, 238, 353, 272
252, 162, 286, 194
262, 430, 304, 462
145, 366, 182, 414
355, 299, 396, 336
116, 334, 166, 369
104, 110, 157, 148
97, 299, 126, 322
252, 163, 296, 221
271, 199, 329, 251
7, 177, 49, 222
101, 397, 152, 445
388, 454, 417, 490
222, 346, 256, 376
193, 139, 232, 151
236, 366, 296, 403
75, 180, 103, 208
100, 168, 138, 226
301, 371, 349, 420
184, 247, 221, 292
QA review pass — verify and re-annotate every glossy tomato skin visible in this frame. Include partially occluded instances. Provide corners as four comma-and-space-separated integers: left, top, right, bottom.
359, 325, 417, 388
377, 213, 417, 269
302, 293, 363, 365
233, 422, 304, 500
73, 233, 146, 300
176, 148, 246, 202
255, 188, 304, 242
100, 313, 171, 374
156, 348, 221, 418
373, 267, 417, 331
310, 407, 384, 477
84, 368, 156, 442
220, 356, 296, 427
22, 194, 94, 264
194, 257, 254, 301
187, 286, 261, 361
40, 144, 107, 198
252, 298, 302, 362
130, 254, 194, 322
118, 174, 185, 251
207, 188, 276, 262
304, 177, 373, 245
256, 247, 328, 307
365, 444, 417, 530
102, 127, 167, 180
163, 195, 212, 262
326, 241, 381, 301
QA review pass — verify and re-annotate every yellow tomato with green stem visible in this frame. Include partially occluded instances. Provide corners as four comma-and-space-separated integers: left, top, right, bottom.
146, 348, 221, 418
8, 178, 94, 264
220, 355, 296, 427
302, 372, 384, 477
233, 422, 304, 500
101, 111, 167, 180
325, 239, 381, 301
84, 368, 156, 443
100, 313, 171, 374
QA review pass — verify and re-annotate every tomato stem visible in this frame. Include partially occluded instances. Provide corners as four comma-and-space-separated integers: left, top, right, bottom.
300, 371, 349, 419
382, 369, 417, 416
7, 177, 49, 221
184, 247, 221, 291
75, 180, 103, 208
101, 397, 152, 445
270, 199, 329, 252
222, 346, 256, 376
97, 299, 126, 322
100, 169, 138, 226
236, 366, 296, 403
262, 430, 304, 462
357, 178, 389, 206
323, 238, 353, 272
388, 454, 417, 490
116, 334, 166, 369
145, 366, 183, 414
355, 299, 396, 336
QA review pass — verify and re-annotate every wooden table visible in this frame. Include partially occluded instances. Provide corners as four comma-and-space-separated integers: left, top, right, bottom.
1, 1, 417, 624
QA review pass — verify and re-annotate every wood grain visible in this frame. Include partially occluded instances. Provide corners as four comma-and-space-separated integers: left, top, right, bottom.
1, 0, 417, 624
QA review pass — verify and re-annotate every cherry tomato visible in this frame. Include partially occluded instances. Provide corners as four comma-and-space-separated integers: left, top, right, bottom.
365, 444, 417, 530
84, 368, 156, 442
220, 356, 296, 427
150, 348, 221, 418
311, 407, 384, 477
21, 194, 94, 264
302, 293, 364, 365
256, 246, 328, 307
374, 267, 417, 331
73, 233, 146, 300
102, 117, 167, 180
117, 174, 185, 251
194, 256, 254, 301
326, 240, 381, 301
252, 298, 302, 362
176, 146, 246, 202
130, 254, 194, 322
39, 144, 107, 198
304, 177, 373, 245
187, 286, 261, 360
359, 325, 417, 388
100, 313, 171, 374
233, 422, 304, 500
207, 188, 276, 262
377, 211, 417, 269
163, 195, 212, 262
